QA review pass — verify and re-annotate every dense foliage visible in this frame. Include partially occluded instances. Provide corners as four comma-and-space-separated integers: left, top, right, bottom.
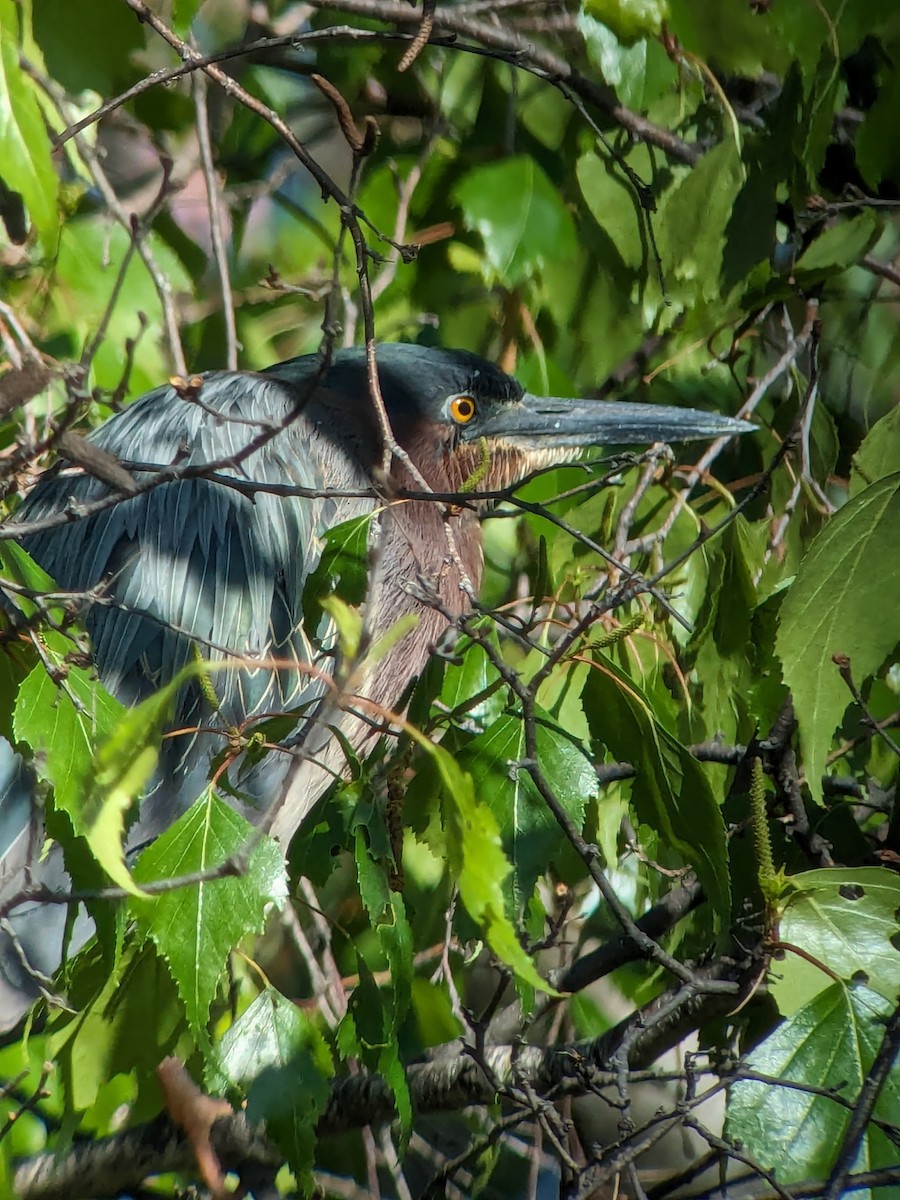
1, 0, 899, 1196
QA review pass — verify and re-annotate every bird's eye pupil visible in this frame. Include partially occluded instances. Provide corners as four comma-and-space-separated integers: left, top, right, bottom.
451, 396, 476, 423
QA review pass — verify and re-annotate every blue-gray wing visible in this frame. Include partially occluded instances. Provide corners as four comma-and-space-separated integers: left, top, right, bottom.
0, 366, 377, 1028
16, 370, 360, 832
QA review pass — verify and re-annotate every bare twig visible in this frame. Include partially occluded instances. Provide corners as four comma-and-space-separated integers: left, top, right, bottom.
833, 655, 900, 760
301, 0, 699, 164
193, 68, 239, 371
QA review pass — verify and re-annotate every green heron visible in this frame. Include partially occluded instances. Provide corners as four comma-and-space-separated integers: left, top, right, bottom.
0, 342, 752, 1026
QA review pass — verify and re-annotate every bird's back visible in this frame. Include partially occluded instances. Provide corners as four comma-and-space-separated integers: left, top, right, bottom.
0, 342, 512, 1025
13, 367, 375, 835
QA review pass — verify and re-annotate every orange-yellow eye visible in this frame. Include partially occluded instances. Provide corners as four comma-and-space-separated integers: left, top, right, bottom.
449, 395, 477, 424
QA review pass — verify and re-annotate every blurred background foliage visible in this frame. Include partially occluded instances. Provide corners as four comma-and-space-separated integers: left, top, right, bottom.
1, 0, 899, 1196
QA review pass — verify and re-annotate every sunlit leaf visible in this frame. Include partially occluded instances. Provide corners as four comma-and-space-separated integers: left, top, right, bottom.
795, 211, 881, 277
657, 140, 745, 299
13, 659, 125, 836
770, 868, 900, 1014
576, 150, 644, 272
726, 983, 900, 1186
48, 941, 184, 1115
454, 156, 577, 286
0, 0, 58, 247
130, 792, 287, 1044
851, 405, 900, 496
776, 473, 900, 805
584, 0, 667, 40
216, 987, 332, 1187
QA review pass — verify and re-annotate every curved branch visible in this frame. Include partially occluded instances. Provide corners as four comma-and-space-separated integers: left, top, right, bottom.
14, 961, 745, 1199
302, 0, 700, 164
554, 877, 705, 994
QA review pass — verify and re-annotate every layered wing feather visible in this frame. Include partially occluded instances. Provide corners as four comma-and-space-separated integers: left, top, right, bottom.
16, 369, 366, 834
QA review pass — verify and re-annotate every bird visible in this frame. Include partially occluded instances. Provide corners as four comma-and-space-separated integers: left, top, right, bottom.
0, 341, 753, 1028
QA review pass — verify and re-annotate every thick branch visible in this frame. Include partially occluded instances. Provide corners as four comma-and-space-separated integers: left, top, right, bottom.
554, 877, 705, 994
303, 0, 699, 164
14, 962, 744, 1199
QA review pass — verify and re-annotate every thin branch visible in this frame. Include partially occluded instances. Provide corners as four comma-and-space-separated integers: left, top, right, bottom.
13, 962, 746, 1199
193, 68, 239, 371
26, 66, 188, 376
833, 655, 900, 760
301, 0, 699, 164
823, 1002, 900, 1198
554, 878, 704, 994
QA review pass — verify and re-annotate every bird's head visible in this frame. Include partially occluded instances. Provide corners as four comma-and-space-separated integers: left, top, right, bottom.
321, 343, 754, 496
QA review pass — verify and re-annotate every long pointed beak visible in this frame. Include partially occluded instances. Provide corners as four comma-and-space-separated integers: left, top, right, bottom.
472, 394, 755, 448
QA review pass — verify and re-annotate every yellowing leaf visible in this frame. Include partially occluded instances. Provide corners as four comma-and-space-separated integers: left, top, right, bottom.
321, 595, 363, 661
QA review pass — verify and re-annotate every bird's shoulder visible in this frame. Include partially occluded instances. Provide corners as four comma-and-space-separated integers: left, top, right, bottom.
14, 370, 369, 721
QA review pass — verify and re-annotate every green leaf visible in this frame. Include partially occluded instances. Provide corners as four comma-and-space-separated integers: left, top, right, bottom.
130, 792, 287, 1046
216, 986, 331, 1085
50, 219, 192, 395
0, 535, 62, 613
0, 0, 58, 247
172, 0, 204, 35
770, 868, 900, 1015
216, 987, 331, 1187
795, 211, 881, 277
342, 939, 414, 1132
776, 473, 900, 805
5, 550, 126, 824
302, 512, 371, 630
33, 0, 143, 95
726, 983, 900, 1187
582, 0, 667, 41
685, 516, 760, 745
414, 737, 556, 994
576, 150, 644, 272
851, 405, 900, 497
666, 0, 791, 76
341, 942, 414, 1136
79, 668, 211, 893
320, 595, 363, 660
657, 140, 745, 300
48, 941, 185, 1115
347, 953, 386, 1049
454, 156, 578, 286
68, 662, 220, 894
584, 654, 730, 923
439, 630, 506, 733
577, 16, 676, 110
13, 660, 125, 831
856, 65, 900, 191
411, 976, 463, 1046
378, 891, 413, 1036
378, 1038, 412, 1136
354, 822, 391, 924
458, 710, 595, 913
